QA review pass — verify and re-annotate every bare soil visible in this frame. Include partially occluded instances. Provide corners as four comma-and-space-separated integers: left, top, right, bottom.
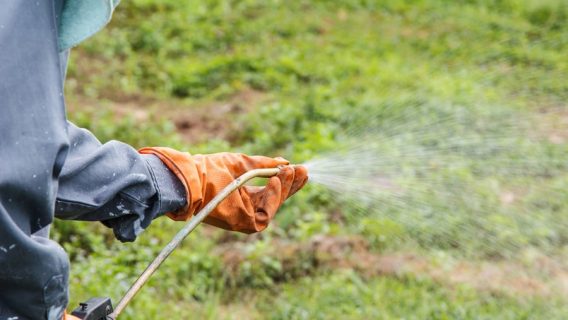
215, 234, 568, 299
67, 88, 268, 145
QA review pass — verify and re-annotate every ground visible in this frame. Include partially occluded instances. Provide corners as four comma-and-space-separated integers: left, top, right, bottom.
56, 0, 568, 319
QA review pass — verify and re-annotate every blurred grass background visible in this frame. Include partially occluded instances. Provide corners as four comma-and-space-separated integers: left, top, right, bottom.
55, 0, 568, 319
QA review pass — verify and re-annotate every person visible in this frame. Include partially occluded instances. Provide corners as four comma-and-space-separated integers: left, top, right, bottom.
0, 2, 308, 319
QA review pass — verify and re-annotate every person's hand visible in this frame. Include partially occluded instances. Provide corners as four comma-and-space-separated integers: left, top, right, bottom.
139, 147, 308, 233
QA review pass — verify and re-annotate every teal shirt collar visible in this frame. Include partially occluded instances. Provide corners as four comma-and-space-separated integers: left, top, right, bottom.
58, 0, 120, 51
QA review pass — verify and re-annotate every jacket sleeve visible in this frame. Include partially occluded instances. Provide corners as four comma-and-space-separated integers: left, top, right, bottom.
0, 1, 72, 319
55, 122, 187, 242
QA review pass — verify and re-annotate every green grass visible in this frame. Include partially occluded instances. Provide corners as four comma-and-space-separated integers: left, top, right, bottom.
257, 271, 567, 320
58, 0, 568, 318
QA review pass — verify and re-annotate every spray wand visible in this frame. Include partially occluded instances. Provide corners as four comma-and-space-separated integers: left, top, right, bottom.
70, 167, 282, 320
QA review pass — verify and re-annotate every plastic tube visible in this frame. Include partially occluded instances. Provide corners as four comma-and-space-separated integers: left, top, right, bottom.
110, 167, 281, 318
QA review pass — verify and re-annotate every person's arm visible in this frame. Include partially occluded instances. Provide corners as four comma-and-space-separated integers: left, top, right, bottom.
55, 122, 187, 242
55, 123, 309, 240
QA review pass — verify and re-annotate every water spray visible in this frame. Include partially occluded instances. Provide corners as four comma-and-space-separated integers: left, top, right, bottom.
68, 109, 568, 319
71, 167, 283, 320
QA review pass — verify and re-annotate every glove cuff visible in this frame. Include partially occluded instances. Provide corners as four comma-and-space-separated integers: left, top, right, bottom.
139, 147, 202, 221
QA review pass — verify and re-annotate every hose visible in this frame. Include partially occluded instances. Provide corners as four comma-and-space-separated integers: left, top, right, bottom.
109, 167, 281, 319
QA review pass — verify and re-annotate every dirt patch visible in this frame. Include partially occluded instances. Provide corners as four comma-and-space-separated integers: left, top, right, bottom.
170, 89, 267, 145
426, 260, 548, 297
67, 88, 267, 145
214, 235, 568, 299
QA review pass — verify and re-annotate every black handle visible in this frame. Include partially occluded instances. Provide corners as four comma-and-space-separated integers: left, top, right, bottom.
71, 297, 114, 320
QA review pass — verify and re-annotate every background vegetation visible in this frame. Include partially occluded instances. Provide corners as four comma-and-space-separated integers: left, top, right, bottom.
55, 0, 568, 318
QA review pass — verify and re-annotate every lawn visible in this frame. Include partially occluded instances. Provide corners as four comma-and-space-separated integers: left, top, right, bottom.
57, 0, 568, 318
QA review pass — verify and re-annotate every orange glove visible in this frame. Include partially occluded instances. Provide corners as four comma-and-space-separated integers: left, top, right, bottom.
63, 312, 80, 320
139, 147, 308, 233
